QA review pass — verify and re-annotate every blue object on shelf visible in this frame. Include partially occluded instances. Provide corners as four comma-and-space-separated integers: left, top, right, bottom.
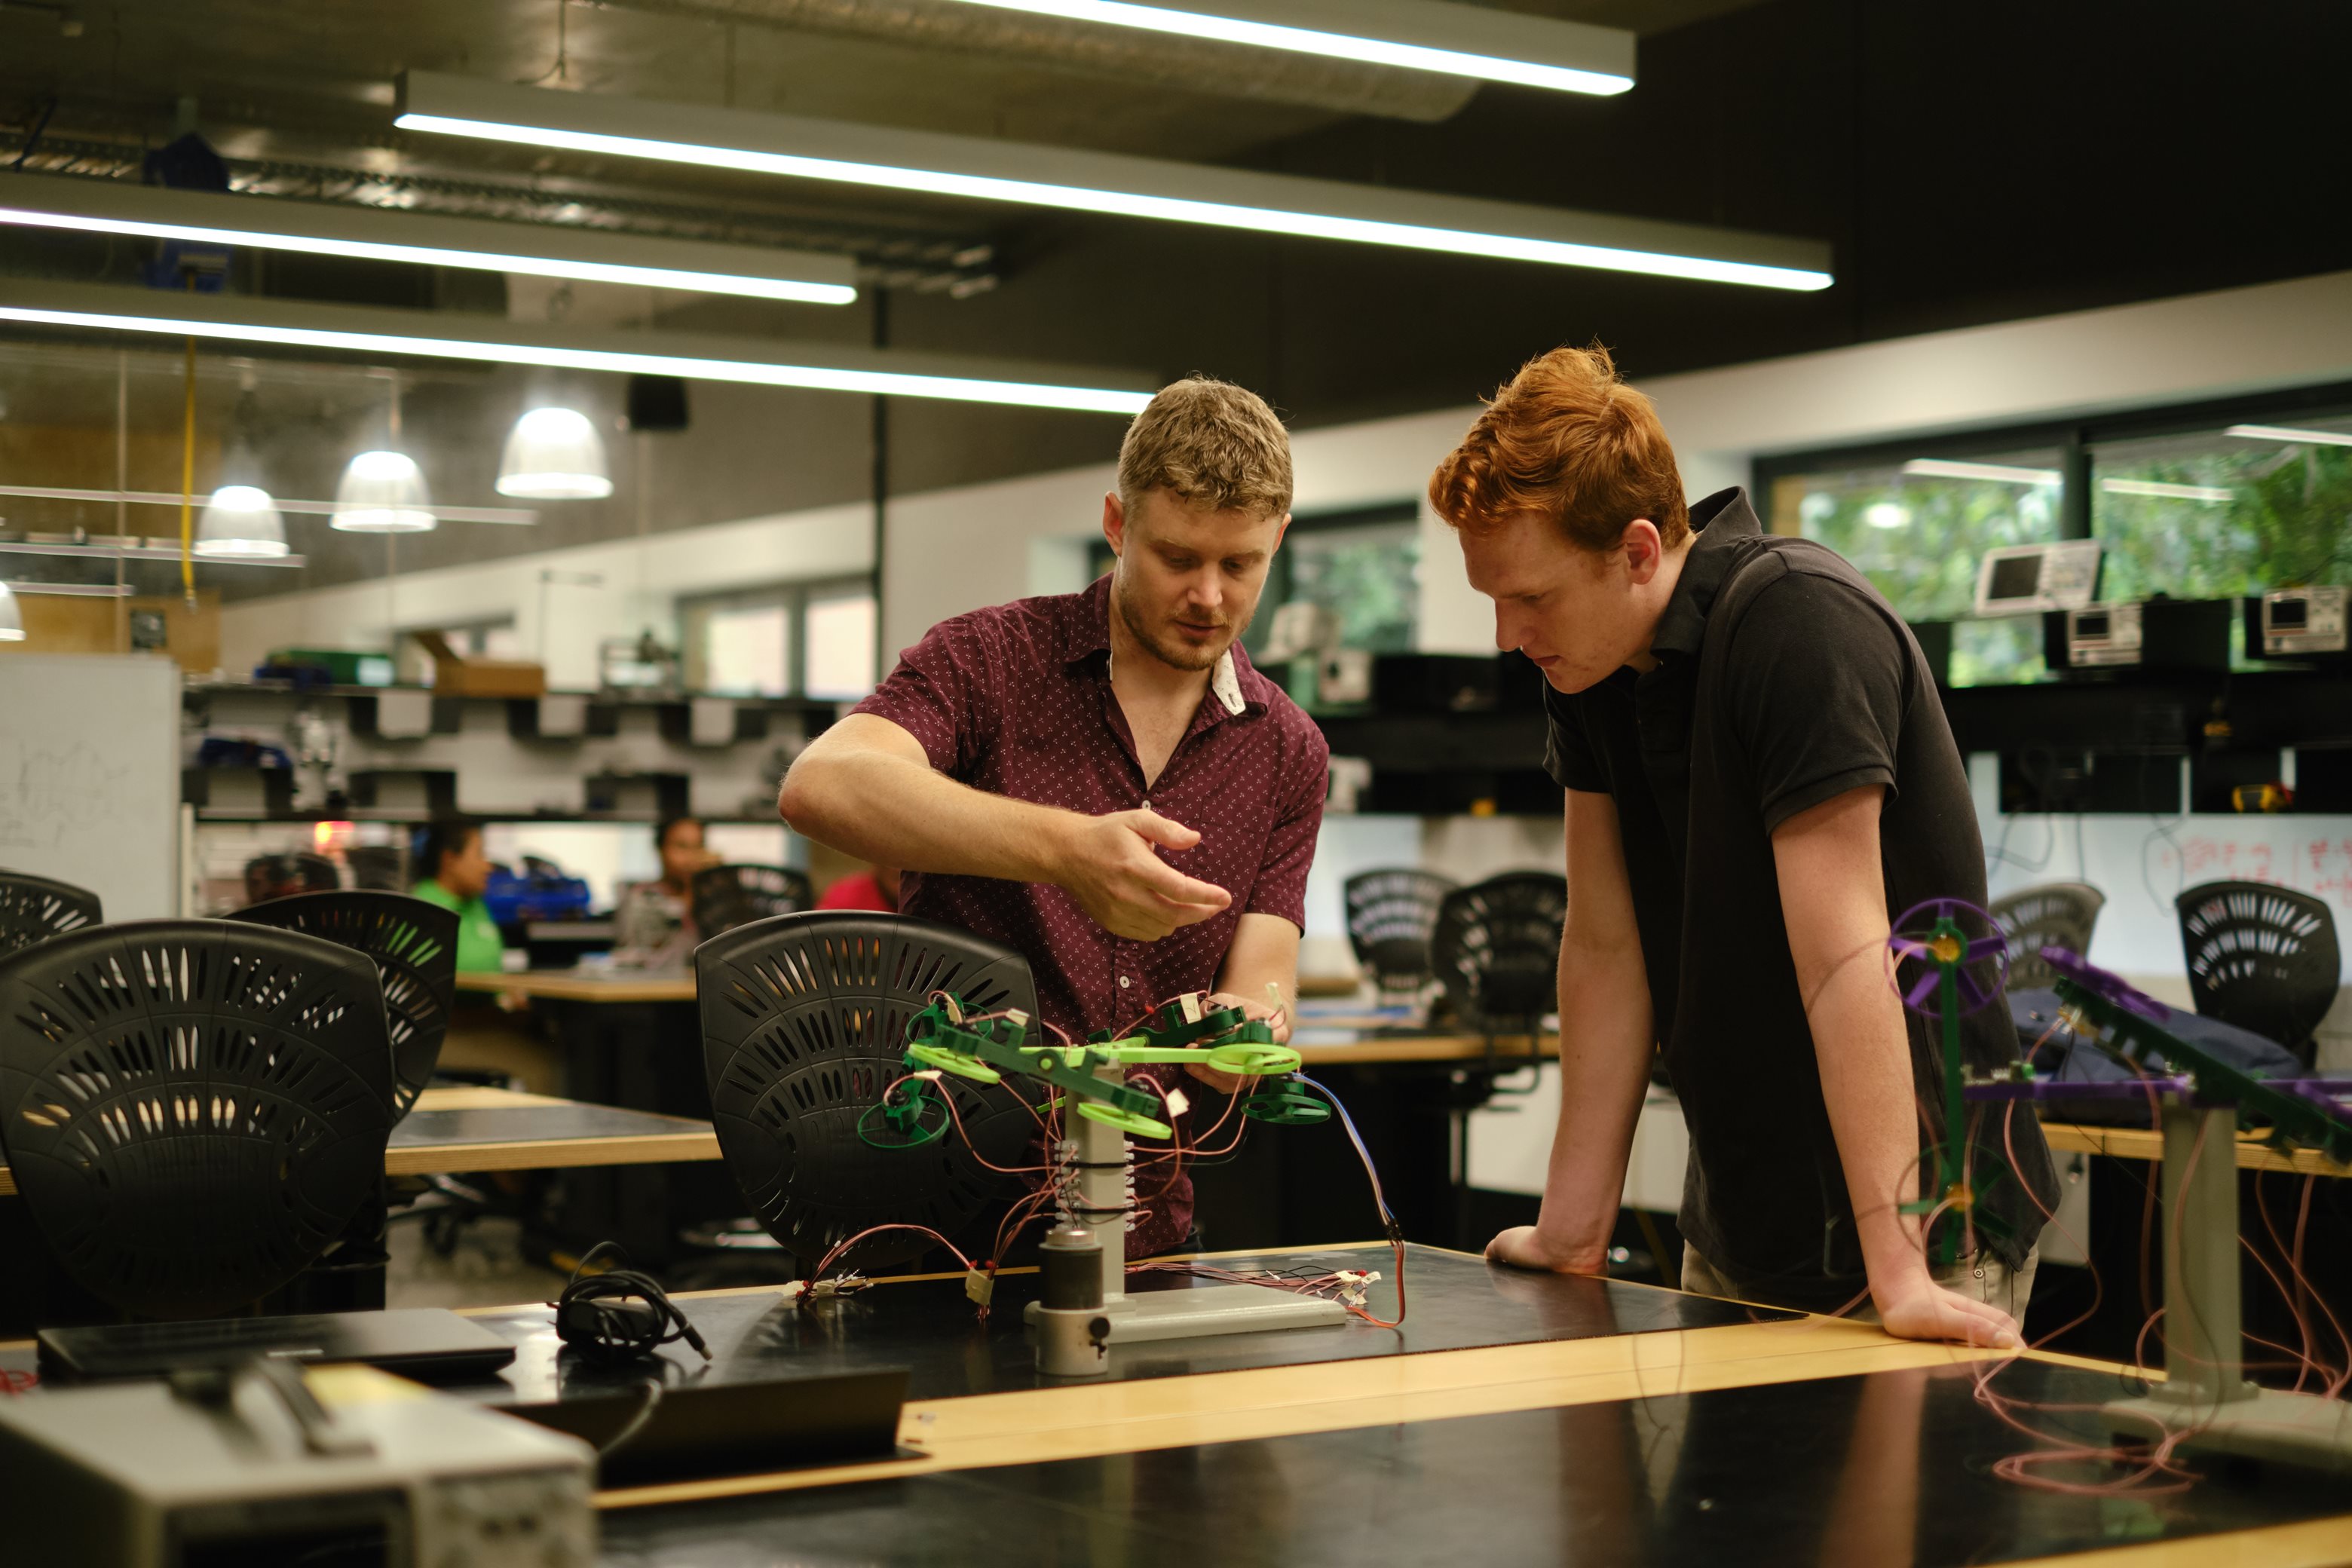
196, 736, 293, 770
484, 859, 593, 926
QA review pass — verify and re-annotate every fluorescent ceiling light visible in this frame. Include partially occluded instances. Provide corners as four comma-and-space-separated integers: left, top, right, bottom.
938, 0, 1634, 96
2227, 423, 2352, 449
1900, 458, 2061, 486
0, 278, 1159, 415
2099, 478, 2233, 504
396, 72, 1830, 292
0, 170, 858, 306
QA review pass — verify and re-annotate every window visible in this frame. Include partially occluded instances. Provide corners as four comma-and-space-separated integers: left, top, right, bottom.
1761, 390, 2352, 660
804, 588, 877, 701
2093, 417, 2352, 601
700, 602, 792, 697
1767, 449, 2066, 684
1248, 501, 1421, 660
679, 577, 874, 700
1770, 449, 2066, 621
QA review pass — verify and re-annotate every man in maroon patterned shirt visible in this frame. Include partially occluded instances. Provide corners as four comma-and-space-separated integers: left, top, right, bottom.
777, 378, 1328, 1257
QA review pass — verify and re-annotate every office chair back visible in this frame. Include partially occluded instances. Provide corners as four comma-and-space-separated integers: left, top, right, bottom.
243, 853, 340, 905
2176, 880, 2341, 1067
228, 891, 458, 1123
345, 845, 407, 893
1432, 872, 1568, 1034
691, 864, 814, 940
1343, 869, 1457, 1000
0, 920, 392, 1318
1990, 883, 2107, 991
696, 911, 1038, 1272
0, 870, 103, 958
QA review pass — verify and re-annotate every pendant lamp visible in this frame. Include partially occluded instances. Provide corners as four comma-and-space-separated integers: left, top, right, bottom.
332, 449, 434, 532
496, 406, 612, 500
194, 484, 289, 557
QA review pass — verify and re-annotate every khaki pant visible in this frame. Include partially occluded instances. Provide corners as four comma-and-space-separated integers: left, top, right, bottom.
1680, 1242, 2038, 1325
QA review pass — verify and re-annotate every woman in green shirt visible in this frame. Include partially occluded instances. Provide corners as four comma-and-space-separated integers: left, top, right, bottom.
410, 818, 507, 972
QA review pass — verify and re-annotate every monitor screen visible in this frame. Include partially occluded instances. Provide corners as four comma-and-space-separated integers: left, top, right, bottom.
1986, 553, 2044, 602
2271, 597, 2310, 630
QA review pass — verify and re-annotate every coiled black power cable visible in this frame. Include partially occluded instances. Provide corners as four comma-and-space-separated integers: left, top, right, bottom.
553, 1241, 712, 1368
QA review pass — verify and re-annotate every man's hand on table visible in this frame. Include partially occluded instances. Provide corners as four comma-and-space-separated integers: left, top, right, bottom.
1052, 810, 1233, 941
1484, 1226, 1607, 1276
1871, 1267, 2021, 1349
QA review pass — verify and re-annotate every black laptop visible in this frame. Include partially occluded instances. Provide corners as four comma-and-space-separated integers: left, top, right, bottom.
38, 1307, 518, 1384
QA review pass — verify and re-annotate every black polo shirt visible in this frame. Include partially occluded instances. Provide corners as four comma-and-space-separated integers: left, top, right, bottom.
1544, 487, 2056, 1311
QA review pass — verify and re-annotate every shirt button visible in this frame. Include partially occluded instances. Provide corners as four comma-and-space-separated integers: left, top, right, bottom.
1119, 975, 1132, 989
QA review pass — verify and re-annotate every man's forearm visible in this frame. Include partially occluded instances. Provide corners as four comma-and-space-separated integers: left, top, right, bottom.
1808, 963, 1931, 1292
1530, 945, 1655, 1265
781, 749, 1074, 884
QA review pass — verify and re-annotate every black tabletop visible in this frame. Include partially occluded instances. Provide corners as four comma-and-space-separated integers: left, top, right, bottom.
597, 1357, 2352, 1568
465, 1245, 1793, 1407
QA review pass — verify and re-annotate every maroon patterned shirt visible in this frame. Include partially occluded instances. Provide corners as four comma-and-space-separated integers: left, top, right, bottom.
853, 574, 1328, 1255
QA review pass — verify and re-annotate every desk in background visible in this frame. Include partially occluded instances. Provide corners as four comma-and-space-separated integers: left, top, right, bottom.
0, 1085, 718, 1199
460, 972, 1564, 1254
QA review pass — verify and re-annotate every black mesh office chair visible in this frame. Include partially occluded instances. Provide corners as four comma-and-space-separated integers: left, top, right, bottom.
0, 920, 392, 1318
696, 911, 1040, 1272
691, 864, 814, 940
2176, 881, 2341, 1067
228, 891, 458, 1123
1432, 872, 1569, 1034
1990, 883, 2107, 992
243, 852, 341, 906
1344, 869, 1457, 1004
0, 870, 103, 958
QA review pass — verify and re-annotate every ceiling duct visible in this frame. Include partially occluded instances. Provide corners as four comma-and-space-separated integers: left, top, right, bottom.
585, 0, 1485, 122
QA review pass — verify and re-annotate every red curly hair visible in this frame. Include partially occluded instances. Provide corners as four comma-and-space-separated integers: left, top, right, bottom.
1429, 344, 1688, 551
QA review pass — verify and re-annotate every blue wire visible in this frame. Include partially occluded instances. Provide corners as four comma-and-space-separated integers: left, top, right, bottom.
1293, 1073, 1398, 1230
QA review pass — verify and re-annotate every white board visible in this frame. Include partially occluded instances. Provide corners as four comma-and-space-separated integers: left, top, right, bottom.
0, 654, 181, 923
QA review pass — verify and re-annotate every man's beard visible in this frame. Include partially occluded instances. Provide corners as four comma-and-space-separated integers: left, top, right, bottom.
1113, 574, 1247, 673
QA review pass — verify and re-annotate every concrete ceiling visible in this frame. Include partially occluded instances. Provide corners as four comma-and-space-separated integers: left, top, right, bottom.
5, 0, 2349, 604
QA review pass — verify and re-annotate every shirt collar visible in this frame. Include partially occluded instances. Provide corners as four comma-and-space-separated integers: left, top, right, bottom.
1647, 486, 1763, 664
1063, 573, 1268, 718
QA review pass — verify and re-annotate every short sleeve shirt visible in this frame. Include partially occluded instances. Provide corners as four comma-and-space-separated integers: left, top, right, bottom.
1543, 488, 2057, 1310
853, 574, 1329, 1255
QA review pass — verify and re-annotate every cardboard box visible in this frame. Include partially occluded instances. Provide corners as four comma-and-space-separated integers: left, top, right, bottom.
409, 630, 547, 697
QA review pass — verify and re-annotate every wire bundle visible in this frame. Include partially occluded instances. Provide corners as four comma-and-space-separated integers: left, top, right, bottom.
553, 1241, 712, 1368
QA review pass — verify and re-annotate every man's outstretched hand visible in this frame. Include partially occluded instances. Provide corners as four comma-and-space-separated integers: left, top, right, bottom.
1053, 810, 1231, 941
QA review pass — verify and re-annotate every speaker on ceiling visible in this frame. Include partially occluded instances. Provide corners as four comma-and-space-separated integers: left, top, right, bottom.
626, 375, 691, 433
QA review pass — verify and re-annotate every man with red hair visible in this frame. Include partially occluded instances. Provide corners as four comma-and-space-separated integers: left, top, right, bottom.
1431, 345, 2054, 1344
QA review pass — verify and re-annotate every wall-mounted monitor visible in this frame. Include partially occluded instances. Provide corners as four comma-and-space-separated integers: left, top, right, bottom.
1973, 541, 2102, 617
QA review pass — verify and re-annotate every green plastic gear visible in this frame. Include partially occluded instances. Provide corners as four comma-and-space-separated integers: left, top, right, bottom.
1073, 1101, 1173, 1140
858, 1091, 948, 1149
905, 1043, 1003, 1083
1203, 1040, 1302, 1076
1239, 1086, 1330, 1126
